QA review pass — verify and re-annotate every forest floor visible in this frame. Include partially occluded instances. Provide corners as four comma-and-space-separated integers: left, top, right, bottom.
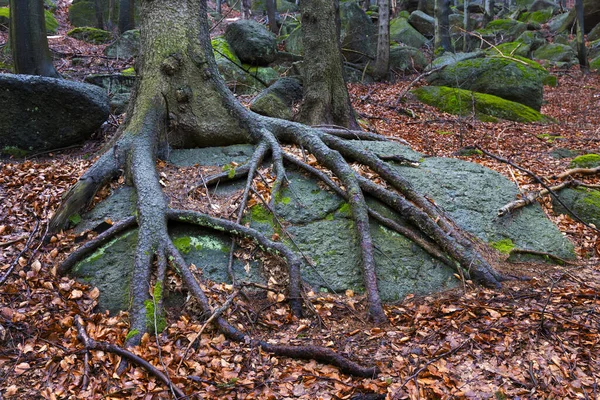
1, 2, 600, 399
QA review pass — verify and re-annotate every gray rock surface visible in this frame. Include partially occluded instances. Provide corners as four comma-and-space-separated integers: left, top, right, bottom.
0, 74, 109, 153
408, 10, 435, 37
389, 45, 428, 73
553, 188, 600, 228
104, 30, 140, 59
84, 73, 136, 113
71, 142, 574, 312
390, 17, 428, 48
339, 1, 377, 63
224, 20, 277, 66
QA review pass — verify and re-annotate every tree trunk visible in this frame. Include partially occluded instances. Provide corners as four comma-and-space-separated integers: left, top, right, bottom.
297, 0, 359, 129
266, 0, 278, 33
484, 0, 495, 24
94, 0, 105, 30
241, 0, 251, 19
463, 0, 470, 52
9, 0, 60, 78
118, 0, 135, 33
575, 0, 588, 72
373, 0, 390, 80
434, 0, 453, 54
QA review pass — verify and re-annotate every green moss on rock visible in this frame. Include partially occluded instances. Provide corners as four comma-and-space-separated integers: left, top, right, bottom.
490, 238, 515, 254
412, 86, 552, 123
67, 27, 111, 44
0, 7, 57, 34
570, 154, 600, 168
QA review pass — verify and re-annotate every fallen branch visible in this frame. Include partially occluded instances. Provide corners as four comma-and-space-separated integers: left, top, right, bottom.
497, 180, 593, 216
74, 315, 185, 399
477, 146, 600, 233
508, 248, 576, 265
556, 166, 600, 180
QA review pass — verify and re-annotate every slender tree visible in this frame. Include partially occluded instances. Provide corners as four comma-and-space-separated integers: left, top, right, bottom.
118, 0, 135, 33
575, 0, 588, 72
51, 0, 506, 374
373, 0, 390, 80
9, 0, 59, 78
463, 0, 470, 52
266, 0, 278, 33
434, 0, 453, 53
484, 0, 495, 24
296, 0, 359, 128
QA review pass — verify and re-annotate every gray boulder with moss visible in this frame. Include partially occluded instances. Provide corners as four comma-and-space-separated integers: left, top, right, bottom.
84, 72, 136, 113
250, 77, 303, 120
389, 45, 428, 72
408, 10, 435, 37
68, 141, 573, 311
427, 56, 549, 110
0, 6, 58, 34
67, 27, 112, 44
224, 20, 277, 66
533, 43, 577, 66
553, 188, 600, 228
412, 85, 552, 123
339, 1, 378, 63
0, 74, 109, 154
390, 16, 428, 48
104, 29, 140, 59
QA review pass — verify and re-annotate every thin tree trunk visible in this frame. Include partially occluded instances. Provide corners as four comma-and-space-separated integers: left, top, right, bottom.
575, 0, 588, 72
434, 0, 453, 53
241, 0, 251, 19
463, 0, 470, 52
484, 0, 495, 24
118, 0, 135, 33
94, 0, 105, 30
266, 0, 278, 33
373, 0, 390, 80
9, 0, 60, 78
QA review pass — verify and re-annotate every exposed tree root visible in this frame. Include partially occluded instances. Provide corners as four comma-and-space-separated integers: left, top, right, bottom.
74, 315, 186, 398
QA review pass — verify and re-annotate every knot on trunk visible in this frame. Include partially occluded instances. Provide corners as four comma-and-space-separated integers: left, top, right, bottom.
161, 54, 182, 76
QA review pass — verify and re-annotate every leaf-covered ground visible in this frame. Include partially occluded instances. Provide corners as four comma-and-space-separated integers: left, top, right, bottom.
1, 2, 600, 399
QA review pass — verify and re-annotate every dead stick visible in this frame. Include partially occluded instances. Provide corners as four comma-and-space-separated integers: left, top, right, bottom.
177, 290, 240, 371
0, 220, 39, 285
556, 166, 600, 180
74, 315, 185, 399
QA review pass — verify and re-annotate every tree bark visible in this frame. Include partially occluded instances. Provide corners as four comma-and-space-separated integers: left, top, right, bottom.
9, 0, 60, 78
266, 0, 278, 33
575, 0, 588, 72
373, 0, 390, 80
434, 0, 453, 54
118, 0, 135, 33
296, 0, 359, 129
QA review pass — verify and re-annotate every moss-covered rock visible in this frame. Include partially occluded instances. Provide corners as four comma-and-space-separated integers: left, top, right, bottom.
570, 153, 600, 169
224, 20, 277, 66
340, 1, 377, 62
476, 19, 528, 43
0, 7, 58, 34
412, 85, 552, 123
533, 43, 577, 66
389, 45, 428, 72
590, 55, 600, 71
104, 29, 139, 59
518, 9, 553, 24
67, 27, 112, 44
427, 55, 549, 110
408, 10, 434, 37
390, 17, 428, 48
250, 77, 303, 120
553, 188, 600, 228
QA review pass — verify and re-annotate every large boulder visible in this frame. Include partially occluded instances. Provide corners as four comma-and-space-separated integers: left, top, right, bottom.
224, 20, 277, 66
553, 188, 600, 228
212, 36, 279, 94
427, 56, 549, 110
412, 86, 552, 123
390, 17, 428, 48
84, 72, 136, 113
250, 77, 303, 120
408, 10, 435, 37
389, 45, 428, 73
339, 1, 377, 63
0, 74, 109, 153
532, 43, 577, 66
104, 29, 140, 59
69, 142, 574, 312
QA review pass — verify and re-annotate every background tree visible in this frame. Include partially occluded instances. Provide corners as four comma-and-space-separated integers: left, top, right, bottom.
434, 0, 453, 53
484, 0, 495, 24
266, 0, 277, 33
9, 0, 60, 78
575, 0, 588, 72
297, 0, 359, 128
373, 0, 390, 80
118, 0, 135, 33
51, 0, 506, 373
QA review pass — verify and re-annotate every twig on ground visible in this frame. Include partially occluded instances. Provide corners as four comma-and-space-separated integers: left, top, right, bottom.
0, 219, 40, 286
